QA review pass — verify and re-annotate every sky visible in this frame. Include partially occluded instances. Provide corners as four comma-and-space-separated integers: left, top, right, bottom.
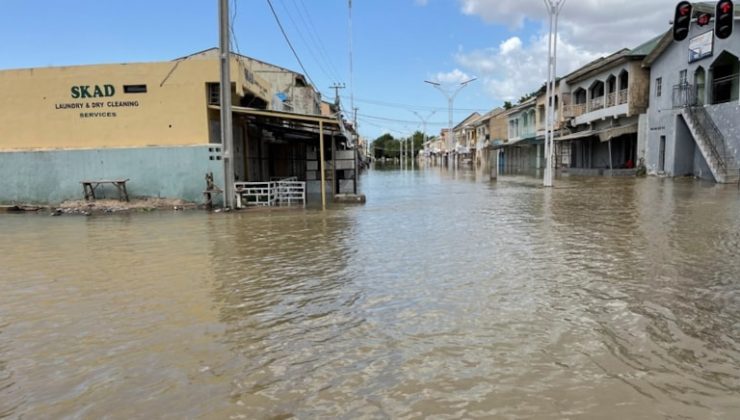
0, 0, 677, 139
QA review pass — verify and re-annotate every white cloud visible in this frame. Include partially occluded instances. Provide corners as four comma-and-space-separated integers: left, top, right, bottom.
458, 0, 671, 53
431, 68, 474, 84
455, 34, 603, 102
442, 0, 672, 103
499, 36, 522, 55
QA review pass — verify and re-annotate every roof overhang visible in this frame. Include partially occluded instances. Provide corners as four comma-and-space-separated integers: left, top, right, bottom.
556, 123, 637, 142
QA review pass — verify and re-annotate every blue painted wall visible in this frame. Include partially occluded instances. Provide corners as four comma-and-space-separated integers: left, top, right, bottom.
0, 145, 224, 204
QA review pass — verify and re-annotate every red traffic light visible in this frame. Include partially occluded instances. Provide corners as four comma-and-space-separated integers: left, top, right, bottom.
697, 12, 711, 26
673, 1, 693, 41
716, 0, 734, 39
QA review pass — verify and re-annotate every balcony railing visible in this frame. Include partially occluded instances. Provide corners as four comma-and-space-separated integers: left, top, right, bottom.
606, 92, 616, 107
617, 89, 628, 105
673, 83, 696, 108
589, 96, 605, 111
564, 103, 587, 118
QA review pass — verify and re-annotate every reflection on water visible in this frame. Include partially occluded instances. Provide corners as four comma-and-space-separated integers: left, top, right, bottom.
1, 167, 739, 418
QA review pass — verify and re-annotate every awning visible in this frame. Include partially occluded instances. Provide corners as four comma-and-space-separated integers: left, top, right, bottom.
556, 130, 597, 141
556, 123, 638, 142
598, 123, 638, 142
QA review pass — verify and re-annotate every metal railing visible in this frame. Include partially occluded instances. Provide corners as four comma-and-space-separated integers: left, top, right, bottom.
673, 83, 697, 108
235, 179, 306, 208
684, 105, 728, 173
711, 73, 739, 104
234, 182, 276, 207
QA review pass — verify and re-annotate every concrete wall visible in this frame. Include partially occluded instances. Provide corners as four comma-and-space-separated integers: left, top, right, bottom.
706, 102, 740, 162
674, 115, 696, 176
0, 145, 223, 204
646, 21, 740, 178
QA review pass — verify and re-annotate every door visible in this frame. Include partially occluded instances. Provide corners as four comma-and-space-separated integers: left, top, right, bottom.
659, 136, 666, 173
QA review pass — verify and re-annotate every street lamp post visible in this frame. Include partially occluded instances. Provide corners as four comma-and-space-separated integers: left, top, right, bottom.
425, 78, 476, 167
412, 110, 436, 170
543, 0, 565, 187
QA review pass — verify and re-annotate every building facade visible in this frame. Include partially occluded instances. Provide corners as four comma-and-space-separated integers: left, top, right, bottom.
0, 50, 354, 205
556, 39, 655, 176
643, 6, 740, 183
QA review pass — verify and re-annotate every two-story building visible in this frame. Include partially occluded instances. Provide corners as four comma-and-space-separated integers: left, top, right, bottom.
557, 36, 658, 176
500, 98, 539, 173
452, 112, 481, 163
642, 3, 740, 183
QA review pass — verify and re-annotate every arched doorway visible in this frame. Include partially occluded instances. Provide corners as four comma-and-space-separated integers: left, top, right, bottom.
589, 80, 605, 111
710, 51, 739, 104
618, 70, 629, 104
606, 75, 617, 107
694, 67, 706, 106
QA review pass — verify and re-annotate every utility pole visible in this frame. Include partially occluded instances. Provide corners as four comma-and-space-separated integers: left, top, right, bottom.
424, 78, 476, 167
330, 83, 346, 107
219, 0, 235, 208
412, 110, 436, 170
543, 0, 565, 187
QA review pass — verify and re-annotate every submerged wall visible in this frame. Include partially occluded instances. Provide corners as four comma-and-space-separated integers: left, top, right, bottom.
0, 145, 224, 205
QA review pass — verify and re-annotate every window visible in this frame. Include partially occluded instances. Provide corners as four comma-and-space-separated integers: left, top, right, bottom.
123, 84, 147, 94
656, 77, 662, 97
679, 69, 688, 86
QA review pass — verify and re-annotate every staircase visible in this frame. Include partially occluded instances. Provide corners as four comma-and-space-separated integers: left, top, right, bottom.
680, 106, 739, 184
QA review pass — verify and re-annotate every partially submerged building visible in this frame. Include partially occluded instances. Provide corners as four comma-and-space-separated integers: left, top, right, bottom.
642, 3, 740, 183
0, 50, 357, 205
557, 37, 656, 176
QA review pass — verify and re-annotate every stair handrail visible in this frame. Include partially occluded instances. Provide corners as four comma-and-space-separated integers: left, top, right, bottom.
685, 105, 728, 173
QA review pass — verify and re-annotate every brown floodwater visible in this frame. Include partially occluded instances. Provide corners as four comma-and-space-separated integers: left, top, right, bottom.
1, 166, 739, 419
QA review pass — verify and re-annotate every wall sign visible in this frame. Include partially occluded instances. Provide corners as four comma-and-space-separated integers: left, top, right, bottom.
689, 30, 714, 63
53, 84, 142, 118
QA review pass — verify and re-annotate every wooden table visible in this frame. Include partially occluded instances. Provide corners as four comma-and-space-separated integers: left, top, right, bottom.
80, 179, 130, 201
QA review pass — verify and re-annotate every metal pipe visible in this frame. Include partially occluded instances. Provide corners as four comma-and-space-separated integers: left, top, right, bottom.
219, 0, 235, 208
320, 121, 326, 210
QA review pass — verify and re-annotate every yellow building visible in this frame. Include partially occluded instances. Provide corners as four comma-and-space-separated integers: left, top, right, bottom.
0, 50, 351, 204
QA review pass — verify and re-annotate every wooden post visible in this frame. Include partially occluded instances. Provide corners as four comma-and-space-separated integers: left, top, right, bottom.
319, 121, 326, 210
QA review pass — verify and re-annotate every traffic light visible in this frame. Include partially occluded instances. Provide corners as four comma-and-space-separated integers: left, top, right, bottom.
715, 0, 734, 39
673, 1, 693, 42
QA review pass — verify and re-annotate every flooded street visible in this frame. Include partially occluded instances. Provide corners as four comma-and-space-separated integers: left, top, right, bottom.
1, 167, 740, 419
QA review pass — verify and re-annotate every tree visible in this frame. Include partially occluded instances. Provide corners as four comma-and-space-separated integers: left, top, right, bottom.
372, 133, 399, 158
503, 101, 513, 110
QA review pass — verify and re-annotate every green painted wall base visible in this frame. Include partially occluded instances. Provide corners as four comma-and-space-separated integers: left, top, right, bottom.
0, 145, 224, 205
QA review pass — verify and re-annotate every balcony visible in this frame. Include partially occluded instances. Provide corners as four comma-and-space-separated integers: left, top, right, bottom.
564, 103, 587, 118
605, 92, 616, 107
617, 89, 628, 105
589, 96, 605, 111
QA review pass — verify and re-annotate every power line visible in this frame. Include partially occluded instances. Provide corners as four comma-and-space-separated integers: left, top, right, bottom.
290, 0, 343, 82
275, 0, 340, 84
357, 112, 448, 125
265, 0, 316, 88
342, 95, 489, 113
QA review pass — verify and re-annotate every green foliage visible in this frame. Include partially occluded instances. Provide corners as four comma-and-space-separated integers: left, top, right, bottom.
503, 101, 513, 110
372, 133, 399, 158
371, 131, 429, 158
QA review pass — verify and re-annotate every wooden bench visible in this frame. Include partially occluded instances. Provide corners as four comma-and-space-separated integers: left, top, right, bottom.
80, 179, 130, 202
